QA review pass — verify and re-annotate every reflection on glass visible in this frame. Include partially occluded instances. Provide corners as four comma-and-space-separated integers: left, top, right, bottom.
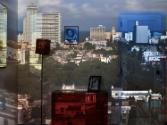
0, 4, 7, 67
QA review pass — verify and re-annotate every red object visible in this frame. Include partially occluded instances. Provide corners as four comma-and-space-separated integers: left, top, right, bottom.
52, 91, 108, 125
36, 39, 51, 55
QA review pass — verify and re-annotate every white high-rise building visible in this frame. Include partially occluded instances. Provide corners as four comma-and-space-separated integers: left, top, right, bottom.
23, 4, 38, 46
23, 4, 61, 48
41, 13, 61, 47
90, 25, 106, 41
136, 26, 150, 43
23, 4, 61, 70
134, 21, 151, 44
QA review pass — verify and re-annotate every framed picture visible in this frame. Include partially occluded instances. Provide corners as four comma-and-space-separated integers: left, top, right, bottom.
64, 26, 79, 45
88, 76, 102, 92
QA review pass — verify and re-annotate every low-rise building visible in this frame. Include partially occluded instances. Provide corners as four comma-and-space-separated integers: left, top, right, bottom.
86, 40, 107, 49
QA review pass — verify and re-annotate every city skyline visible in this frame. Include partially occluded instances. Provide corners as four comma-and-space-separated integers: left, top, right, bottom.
1, 1, 167, 124
18, 0, 167, 32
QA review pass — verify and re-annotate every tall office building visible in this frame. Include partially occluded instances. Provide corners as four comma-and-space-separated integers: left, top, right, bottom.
23, 4, 61, 71
40, 13, 61, 47
23, 4, 39, 70
90, 25, 106, 41
23, 4, 38, 46
134, 21, 151, 43
136, 26, 150, 43
23, 4, 61, 48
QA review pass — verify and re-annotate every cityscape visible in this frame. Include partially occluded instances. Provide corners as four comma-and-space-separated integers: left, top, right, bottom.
1, 0, 167, 125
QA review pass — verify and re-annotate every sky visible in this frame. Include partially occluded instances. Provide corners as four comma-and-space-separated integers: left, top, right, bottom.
18, 0, 167, 32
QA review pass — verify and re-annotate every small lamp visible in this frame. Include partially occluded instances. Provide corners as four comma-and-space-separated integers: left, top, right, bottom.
36, 39, 51, 55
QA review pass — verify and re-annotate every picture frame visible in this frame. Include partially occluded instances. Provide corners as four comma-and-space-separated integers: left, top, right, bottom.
88, 76, 102, 92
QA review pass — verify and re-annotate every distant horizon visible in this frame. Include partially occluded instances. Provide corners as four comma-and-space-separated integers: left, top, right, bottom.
18, 28, 167, 35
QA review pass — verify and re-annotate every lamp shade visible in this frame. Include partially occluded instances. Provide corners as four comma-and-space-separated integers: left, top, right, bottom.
35, 39, 51, 55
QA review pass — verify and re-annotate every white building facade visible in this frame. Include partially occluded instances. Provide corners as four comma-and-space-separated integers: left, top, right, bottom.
23, 4, 61, 48
136, 25, 150, 43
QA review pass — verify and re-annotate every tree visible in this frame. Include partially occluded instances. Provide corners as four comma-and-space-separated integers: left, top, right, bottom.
84, 42, 95, 50
93, 49, 117, 56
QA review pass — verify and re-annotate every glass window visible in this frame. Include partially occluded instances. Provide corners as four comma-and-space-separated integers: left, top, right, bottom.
0, 4, 7, 67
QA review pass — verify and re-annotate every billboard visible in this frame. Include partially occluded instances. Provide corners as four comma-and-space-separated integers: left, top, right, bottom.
118, 12, 165, 33
64, 26, 79, 44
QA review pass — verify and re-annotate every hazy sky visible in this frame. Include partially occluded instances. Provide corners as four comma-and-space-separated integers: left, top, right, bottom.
18, 0, 167, 32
